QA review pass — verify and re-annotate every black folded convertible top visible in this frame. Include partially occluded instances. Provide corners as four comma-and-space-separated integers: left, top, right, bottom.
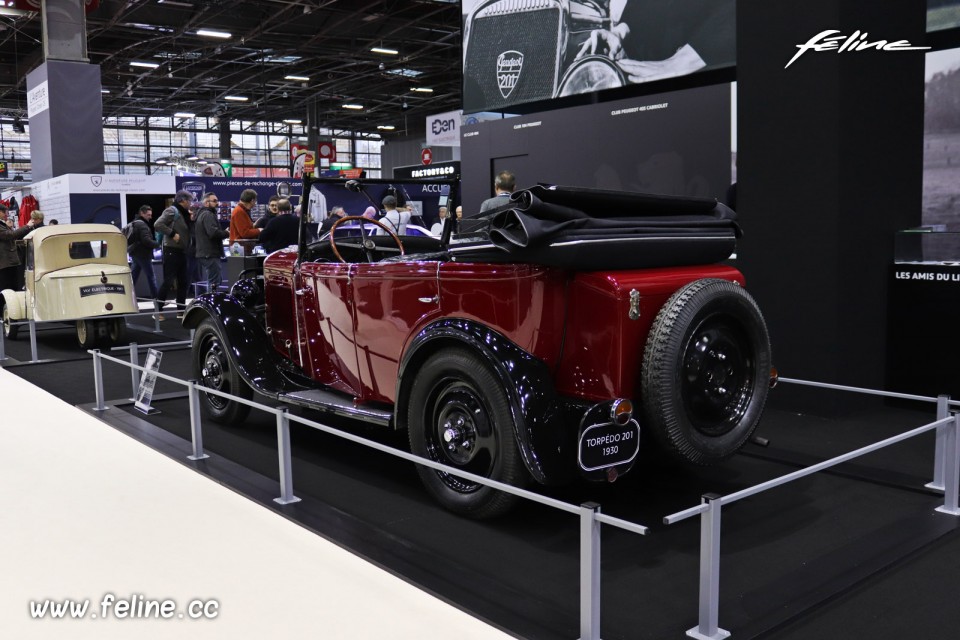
452, 185, 739, 270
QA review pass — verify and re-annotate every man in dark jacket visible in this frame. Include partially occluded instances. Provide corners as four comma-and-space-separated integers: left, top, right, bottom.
259, 199, 300, 254
0, 204, 34, 313
153, 190, 194, 315
194, 192, 229, 292
128, 205, 160, 299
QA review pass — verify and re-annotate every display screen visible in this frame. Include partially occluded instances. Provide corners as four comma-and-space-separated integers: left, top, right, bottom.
929, 0, 960, 32
923, 46, 960, 255
461, 0, 735, 114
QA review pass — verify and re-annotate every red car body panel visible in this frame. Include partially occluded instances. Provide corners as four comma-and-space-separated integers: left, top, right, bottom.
264, 249, 744, 408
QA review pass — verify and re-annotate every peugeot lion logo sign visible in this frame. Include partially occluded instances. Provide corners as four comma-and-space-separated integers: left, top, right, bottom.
496, 50, 523, 99
91, 175, 103, 187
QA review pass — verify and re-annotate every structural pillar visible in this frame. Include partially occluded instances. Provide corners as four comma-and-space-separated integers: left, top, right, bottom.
27, 0, 104, 181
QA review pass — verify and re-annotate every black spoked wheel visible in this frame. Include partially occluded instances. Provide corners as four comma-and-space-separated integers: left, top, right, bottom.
2, 304, 18, 340
192, 318, 252, 424
76, 320, 99, 349
642, 278, 771, 465
407, 348, 527, 518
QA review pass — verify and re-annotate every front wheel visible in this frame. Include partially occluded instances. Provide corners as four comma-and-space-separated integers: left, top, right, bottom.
641, 278, 771, 465
2, 304, 18, 340
407, 348, 528, 519
192, 318, 252, 424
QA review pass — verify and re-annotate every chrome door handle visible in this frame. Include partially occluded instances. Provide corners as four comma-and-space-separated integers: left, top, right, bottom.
418, 296, 439, 304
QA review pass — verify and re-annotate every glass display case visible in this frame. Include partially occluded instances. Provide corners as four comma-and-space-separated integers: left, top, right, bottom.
894, 228, 960, 264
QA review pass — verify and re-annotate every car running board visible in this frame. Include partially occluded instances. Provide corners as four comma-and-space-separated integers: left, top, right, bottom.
277, 388, 392, 427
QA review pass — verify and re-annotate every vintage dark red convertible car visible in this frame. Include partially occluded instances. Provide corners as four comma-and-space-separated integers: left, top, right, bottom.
183, 183, 773, 518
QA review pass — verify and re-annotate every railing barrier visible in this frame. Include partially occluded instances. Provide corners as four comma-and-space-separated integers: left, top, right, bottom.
665, 377, 959, 639
87, 348, 650, 640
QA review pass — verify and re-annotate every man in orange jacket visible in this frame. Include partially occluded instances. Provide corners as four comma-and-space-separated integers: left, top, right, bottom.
229, 189, 261, 244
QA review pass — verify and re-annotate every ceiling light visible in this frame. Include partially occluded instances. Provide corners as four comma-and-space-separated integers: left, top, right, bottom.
386, 68, 423, 78
196, 29, 231, 39
283, 119, 302, 124
186, 155, 199, 161
224, 95, 249, 102
174, 112, 195, 118
411, 87, 434, 93
342, 104, 364, 110
101, 89, 110, 94
130, 61, 160, 68
377, 125, 395, 131
371, 47, 399, 55
284, 75, 310, 82
157, 0, 194, 6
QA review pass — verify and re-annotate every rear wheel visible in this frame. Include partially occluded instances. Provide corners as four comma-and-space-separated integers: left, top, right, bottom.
641, 278, 771, 465
76, 320, 99, 349
407, 348, 527, 518
2, 304, 18, 340
193, 318, 252, 424
105, 317, 126, 347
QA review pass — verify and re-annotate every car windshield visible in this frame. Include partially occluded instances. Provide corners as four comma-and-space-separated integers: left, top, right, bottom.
68, 240, 108, 260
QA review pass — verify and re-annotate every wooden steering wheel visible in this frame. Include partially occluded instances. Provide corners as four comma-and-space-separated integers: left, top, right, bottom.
328, 215, 405, 263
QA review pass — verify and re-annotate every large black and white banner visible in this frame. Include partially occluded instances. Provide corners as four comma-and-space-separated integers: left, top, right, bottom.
462, 0, 735, 113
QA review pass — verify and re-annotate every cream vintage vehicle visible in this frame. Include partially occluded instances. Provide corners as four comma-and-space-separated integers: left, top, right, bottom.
1, 224, 137, 348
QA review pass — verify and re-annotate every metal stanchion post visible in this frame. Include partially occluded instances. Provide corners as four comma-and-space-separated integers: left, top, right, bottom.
92, 350, 107, 412
926, 395, 951, 492
936, 412, 960, 516
128, 342, 140, 401
186, 380, 209, 461
687, 494, 730, 640
274, 408, 301, 505
0, 326, 6, 362
579, 502, 601, 640
28, 319, 38, 362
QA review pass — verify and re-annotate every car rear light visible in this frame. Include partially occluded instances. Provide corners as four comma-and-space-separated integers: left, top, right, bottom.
610, 398, 633, 425
769, 366, 779, 389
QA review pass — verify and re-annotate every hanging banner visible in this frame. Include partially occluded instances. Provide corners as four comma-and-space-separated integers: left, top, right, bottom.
426, 110, 462, 147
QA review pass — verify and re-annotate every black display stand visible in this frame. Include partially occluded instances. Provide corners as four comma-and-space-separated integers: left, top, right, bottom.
887, 263, 960, 398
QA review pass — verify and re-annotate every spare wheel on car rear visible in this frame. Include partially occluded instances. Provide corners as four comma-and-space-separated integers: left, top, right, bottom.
641, 278, 771, 465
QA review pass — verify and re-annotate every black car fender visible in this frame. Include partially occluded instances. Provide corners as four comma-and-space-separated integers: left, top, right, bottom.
182, 293, 313, 398
397, 318, 576, 486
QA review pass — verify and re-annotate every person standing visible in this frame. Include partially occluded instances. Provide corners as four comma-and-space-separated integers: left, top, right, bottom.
255, 196, 280, 229
0, 203, 34, 312
127, 205, 160, 300
153, 190, 194, 316
229, 189, 260, 244
377, 195, 410, 236
259, 199, 300, 253
479, 170, 516, 212
194, 192, 229, 292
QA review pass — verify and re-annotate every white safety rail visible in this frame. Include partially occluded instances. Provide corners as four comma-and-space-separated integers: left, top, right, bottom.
663, 377, 960, 640
87, 348, 650, 640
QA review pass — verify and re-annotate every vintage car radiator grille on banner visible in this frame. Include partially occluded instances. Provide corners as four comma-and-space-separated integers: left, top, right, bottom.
464, 3, 561, 110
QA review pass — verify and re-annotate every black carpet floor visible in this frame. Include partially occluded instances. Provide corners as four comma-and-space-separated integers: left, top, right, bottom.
6, 345, 960, 640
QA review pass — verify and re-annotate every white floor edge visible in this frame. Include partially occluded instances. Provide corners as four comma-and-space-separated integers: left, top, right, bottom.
0, 366, 514, 639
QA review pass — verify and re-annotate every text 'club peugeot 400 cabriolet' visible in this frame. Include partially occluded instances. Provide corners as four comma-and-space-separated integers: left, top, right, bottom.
183, 183, 774, 518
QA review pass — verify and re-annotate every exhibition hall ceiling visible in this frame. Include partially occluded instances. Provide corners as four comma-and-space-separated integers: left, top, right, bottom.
0, 0, 462, 135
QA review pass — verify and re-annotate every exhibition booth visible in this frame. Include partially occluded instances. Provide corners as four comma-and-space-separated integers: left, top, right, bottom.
5, 1, 960, 639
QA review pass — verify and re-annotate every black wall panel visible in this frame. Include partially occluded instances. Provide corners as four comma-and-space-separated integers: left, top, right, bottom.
736, 0, 925, 405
